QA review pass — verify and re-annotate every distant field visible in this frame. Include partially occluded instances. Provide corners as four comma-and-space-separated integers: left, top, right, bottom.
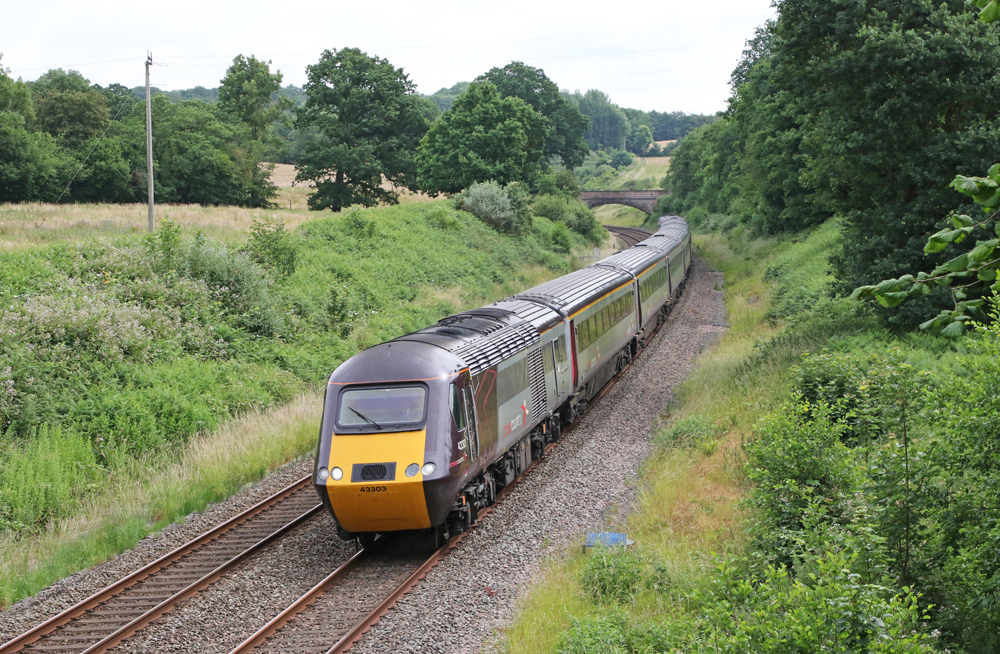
618, 156, 671, 184
0, 202, 315, 249
269, 163, 437, 211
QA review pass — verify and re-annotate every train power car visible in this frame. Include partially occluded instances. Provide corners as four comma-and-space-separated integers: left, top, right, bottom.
312, 216, 692, 545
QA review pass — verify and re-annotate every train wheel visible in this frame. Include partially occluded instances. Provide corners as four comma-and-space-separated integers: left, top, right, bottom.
358, 532, 377, 549
433, 523, 450, 549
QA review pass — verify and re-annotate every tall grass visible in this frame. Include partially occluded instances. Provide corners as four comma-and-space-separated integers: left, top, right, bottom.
0, 395, 320, 607
0, 199, 584, 607
502, 217, 869, 653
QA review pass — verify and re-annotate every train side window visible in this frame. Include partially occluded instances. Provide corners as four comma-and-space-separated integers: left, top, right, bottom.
450, 383, 466, 432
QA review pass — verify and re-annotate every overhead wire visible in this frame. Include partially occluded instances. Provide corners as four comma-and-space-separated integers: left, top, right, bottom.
54, 97, 135, 204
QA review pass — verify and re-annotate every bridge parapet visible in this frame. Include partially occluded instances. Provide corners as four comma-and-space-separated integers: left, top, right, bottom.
579, 190, 668, 215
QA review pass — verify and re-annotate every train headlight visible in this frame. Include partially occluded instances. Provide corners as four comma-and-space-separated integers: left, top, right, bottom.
405, 463, 419, 477
421, 462, 436, 476
331, 467, 344, 481
318, 467, 329, 481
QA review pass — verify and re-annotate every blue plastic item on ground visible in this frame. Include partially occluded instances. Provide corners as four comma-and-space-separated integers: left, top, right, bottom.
585, 532, 634, 548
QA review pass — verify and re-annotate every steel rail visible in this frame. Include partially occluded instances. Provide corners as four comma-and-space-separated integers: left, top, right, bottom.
1, 475, 320, 654
226, 304, 676, 654
604, 225, 653, 248
229, 434, 558, 654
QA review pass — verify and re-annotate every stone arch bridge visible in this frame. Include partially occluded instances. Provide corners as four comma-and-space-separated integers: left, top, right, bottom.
579, 190, 668, 215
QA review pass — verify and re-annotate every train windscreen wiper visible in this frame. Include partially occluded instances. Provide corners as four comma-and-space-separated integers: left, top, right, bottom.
349, 406, 383, 430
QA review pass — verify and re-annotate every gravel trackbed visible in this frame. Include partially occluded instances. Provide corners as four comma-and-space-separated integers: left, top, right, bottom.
0, 257, 727, 654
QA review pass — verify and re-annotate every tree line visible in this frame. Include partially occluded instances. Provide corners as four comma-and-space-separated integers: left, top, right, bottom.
1, 49, 716, 209
0, 55, 288, 206
660, 0, 1000, 332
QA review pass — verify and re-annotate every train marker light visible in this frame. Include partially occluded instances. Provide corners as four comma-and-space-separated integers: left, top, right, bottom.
405, 463, 419, 477
318, 467, 330, 481
331, 467, 344, 481
421, 462, 436, 476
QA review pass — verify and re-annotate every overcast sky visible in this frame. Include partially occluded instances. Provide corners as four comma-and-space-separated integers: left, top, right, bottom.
2, 0, 775, 115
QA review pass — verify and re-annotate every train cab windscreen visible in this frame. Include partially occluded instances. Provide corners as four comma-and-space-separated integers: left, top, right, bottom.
337, 386, 427, 430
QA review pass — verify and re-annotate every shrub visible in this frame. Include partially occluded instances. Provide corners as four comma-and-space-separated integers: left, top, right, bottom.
694, 553, 933, 652
185, 240, 284, 337
532, 194, 568, 222
556, 616, 628, 654
655, 415, 724, 455
0, 425, 100, 534
565, 202, 601, 243
0, 279, 182, 363
578, 546, 643, 604
610, 150, 633, 169
550, 222, 572, 254
453, 180, 531, 235
246, 217, 297, 279
744, 402, 860, 565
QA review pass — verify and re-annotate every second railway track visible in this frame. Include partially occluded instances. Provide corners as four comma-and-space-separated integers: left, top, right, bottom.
226, 293, 682, 654
0, 477, 322, 654
603, 225, 653, 248
4, 221, 690, 654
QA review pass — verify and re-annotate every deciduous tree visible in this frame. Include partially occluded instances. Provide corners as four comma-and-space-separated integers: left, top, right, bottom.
295, 48, 428, 212
415, 81, 546, 194
477, 62, 590, 169
219, 55, 292, 141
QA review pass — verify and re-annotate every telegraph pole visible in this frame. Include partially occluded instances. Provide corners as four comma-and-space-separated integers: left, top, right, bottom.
145, 52, 155, 233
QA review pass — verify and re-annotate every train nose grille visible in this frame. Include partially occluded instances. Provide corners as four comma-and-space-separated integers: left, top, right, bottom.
362, 464, 386, 480
351, 462, 396, 483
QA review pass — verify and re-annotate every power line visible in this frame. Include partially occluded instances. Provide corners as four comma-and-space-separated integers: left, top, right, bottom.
54, 96, 134, 204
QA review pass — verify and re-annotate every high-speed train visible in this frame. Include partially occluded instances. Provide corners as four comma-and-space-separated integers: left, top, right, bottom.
313, 216, 692, 545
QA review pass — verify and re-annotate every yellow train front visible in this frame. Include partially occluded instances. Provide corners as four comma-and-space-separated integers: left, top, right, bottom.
313, 339, 475, 542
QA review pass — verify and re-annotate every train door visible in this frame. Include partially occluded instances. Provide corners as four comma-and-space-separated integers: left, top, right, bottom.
569, 321, 579, 387
450, 382, 469, 457
463, 387, 480, 462
551, 335, 570, 398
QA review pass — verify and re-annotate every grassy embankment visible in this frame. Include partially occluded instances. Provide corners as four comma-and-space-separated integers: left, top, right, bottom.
0, 195, 586, 608
501, 218, 883, 652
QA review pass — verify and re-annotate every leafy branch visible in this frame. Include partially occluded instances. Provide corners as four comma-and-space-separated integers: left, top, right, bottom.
852, 165, 1000, 336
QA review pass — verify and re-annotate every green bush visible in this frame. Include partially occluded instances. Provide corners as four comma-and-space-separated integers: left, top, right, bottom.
557, 615, 628, 654
531, 194, 568, 222
453, 180, 532, 235
655, 415, 723, 455
744, 402, 860, 565
0, 425, 99, 534
550, 222, 573, 254
610, 150, 633, 169
692, 553, 933, 653
246, 216, 297, 279
578, 546, 643, 604
531, 194, 602, 244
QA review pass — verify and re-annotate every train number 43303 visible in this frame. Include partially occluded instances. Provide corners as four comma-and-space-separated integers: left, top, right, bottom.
359, 486, 387, 493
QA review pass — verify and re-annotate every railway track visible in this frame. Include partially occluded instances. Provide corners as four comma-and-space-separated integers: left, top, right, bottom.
227, 443, 551, 654
603, 225, 653, 248
3, 239, 681, 654
226, 298, 682, 654
0, 477, 322, 654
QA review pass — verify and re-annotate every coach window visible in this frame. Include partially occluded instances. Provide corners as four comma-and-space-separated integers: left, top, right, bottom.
450, 383, 466, 432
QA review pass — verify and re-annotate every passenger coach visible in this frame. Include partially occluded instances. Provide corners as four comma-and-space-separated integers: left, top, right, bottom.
313, 216, 692, 545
